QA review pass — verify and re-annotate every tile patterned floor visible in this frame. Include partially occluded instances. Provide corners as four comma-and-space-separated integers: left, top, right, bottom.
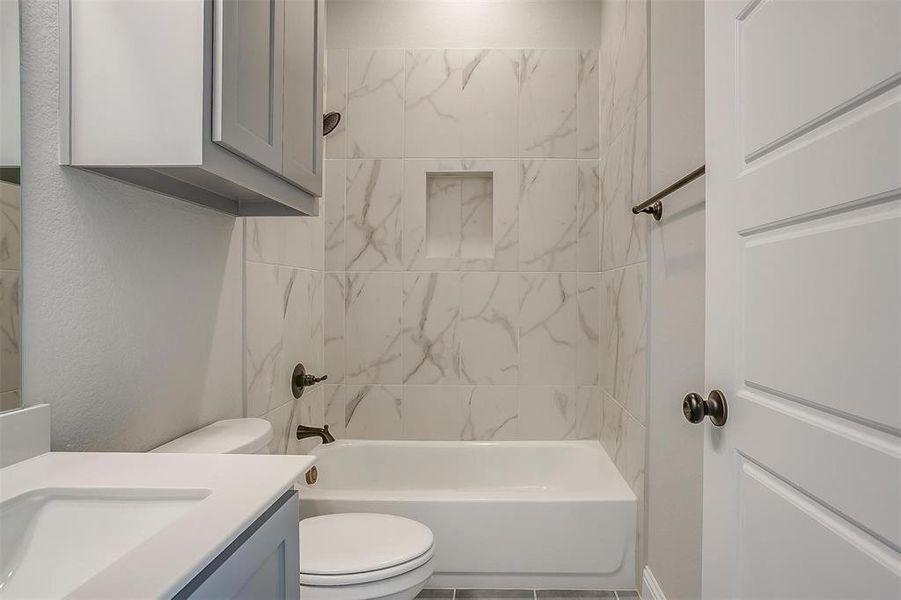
416, 590, 640, 600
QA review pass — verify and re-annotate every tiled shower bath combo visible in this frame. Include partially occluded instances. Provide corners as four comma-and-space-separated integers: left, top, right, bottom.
318, 46, 643, 443
244, 0, 651, 589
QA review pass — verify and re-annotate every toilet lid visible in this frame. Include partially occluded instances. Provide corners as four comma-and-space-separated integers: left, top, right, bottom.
299, 513, 434, 576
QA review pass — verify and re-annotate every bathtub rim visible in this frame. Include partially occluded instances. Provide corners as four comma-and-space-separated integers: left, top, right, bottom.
301, 439, 637, 503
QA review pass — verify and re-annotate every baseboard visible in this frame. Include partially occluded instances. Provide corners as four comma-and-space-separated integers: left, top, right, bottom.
642, 566, 666, 600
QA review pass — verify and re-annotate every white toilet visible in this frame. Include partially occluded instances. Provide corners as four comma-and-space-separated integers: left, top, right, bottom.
152, 418, 435, 600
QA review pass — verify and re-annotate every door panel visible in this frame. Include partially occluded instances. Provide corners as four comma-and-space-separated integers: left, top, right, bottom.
213, 0, 284, 173
282, 0, 323, 195
738, 459, 899, 600
739, 0, 901, 161
704, 1, 901, 598
732, 392, 900, 550
742, 203, 901, 429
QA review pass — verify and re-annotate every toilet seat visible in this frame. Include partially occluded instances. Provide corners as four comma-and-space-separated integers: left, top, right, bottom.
298, 560, 434, 600
300, 545, 434, 586
299, 513, 434, 587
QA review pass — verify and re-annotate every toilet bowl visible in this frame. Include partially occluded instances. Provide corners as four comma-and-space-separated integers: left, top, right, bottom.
151, 418, 435, 600
299, 513, 434, 600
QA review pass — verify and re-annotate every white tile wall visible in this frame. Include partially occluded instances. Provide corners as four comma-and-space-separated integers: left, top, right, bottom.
517, 385, 600, 440
245, 264, 298, 418
404, 49, 465, 158
577, 160, 602, 272
323, 383, 346, 437
460, 272, 519, 385
403, 272, 461, 384
461, 386, 519, 441
577, 272, 601, 386
323, 159, 346, 271
347, 50, 405, 158
460, 50, 520, 158
577, 49, 601, 159
345, 159, 403, 271
600, 262, 648, 424
403, 385, 468, 440
319, 46, 603, 442
0, 268, 19, 399
519, 273, 579, 385
345, 384, 404, 439
596, 0, 650, 583
519, 50, 579, 158
518, 159, 579, 271
325, 50, 348, 160
345, 272, 404, 384
245, 203, 328, 455
323, 272, 346, 382
598, 0, 648, 154
601, 99, 649, 270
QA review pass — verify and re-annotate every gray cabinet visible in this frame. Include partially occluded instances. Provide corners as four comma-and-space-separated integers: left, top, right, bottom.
176, 491, 300, 600
59, 0, 323, 216
282, 0, 324, 192
213, 0, 285, 174
214, 0, 323, 196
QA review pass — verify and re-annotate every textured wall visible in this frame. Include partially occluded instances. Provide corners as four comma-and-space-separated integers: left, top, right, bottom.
318, 44, 603, 441
20, 0, 243, 451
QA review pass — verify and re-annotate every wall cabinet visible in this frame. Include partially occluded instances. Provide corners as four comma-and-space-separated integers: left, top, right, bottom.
176, 491, 300, 599
59, 0, 324, 216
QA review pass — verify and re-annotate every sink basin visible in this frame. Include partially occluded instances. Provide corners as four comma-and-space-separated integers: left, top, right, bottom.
0, 488, 209, 598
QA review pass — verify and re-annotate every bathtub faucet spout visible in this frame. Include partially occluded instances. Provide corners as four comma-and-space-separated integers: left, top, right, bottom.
297, 424, 336, 444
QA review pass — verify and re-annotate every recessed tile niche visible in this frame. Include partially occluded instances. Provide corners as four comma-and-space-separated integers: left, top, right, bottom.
426, 172, 493, 259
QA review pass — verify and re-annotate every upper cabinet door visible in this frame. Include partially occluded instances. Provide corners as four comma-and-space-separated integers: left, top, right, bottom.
281, 0, 323, 195
213, 0, 285, 174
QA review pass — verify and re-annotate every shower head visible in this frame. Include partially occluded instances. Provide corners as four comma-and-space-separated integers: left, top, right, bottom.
323, 112, 342, 136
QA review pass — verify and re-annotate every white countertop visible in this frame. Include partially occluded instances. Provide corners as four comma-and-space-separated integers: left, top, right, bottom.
0, 451, 315, 599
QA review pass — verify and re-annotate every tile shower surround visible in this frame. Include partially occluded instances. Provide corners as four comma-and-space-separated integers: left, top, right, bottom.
311, 8, 649, 538
0, 182, 20, 412
250, 0, 649, 583
318, 47, 613, 443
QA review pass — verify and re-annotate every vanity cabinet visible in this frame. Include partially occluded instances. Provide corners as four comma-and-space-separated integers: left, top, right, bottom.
59, 0, 323, 216
176, 491, 300, 600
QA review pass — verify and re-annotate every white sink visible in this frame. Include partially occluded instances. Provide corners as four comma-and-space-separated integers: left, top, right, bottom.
0, 488, 209, 598
0, 452, 312, 599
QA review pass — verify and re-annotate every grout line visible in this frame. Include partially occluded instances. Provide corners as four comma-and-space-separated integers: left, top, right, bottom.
327, 270, 606, 275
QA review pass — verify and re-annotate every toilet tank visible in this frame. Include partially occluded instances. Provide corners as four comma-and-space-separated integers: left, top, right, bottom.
151, 418, 273, 454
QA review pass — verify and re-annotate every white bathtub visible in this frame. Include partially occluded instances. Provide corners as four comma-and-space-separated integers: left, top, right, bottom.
299, 440, 636, 590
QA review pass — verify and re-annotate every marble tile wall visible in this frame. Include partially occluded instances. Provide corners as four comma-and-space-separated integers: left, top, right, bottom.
244, 214, 328, 455
244, 2, 648, 582
0, 181, 20, 411
596, 0, 650, 586
320, 46, 603, 441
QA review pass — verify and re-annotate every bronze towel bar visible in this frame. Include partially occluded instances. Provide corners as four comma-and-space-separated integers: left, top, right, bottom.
632, 165, 705, 221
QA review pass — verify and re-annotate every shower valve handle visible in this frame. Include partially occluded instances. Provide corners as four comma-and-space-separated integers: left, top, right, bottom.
292, 363, 328, 398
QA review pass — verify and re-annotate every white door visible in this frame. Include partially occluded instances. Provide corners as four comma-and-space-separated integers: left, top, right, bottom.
703, 1, 901, 599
